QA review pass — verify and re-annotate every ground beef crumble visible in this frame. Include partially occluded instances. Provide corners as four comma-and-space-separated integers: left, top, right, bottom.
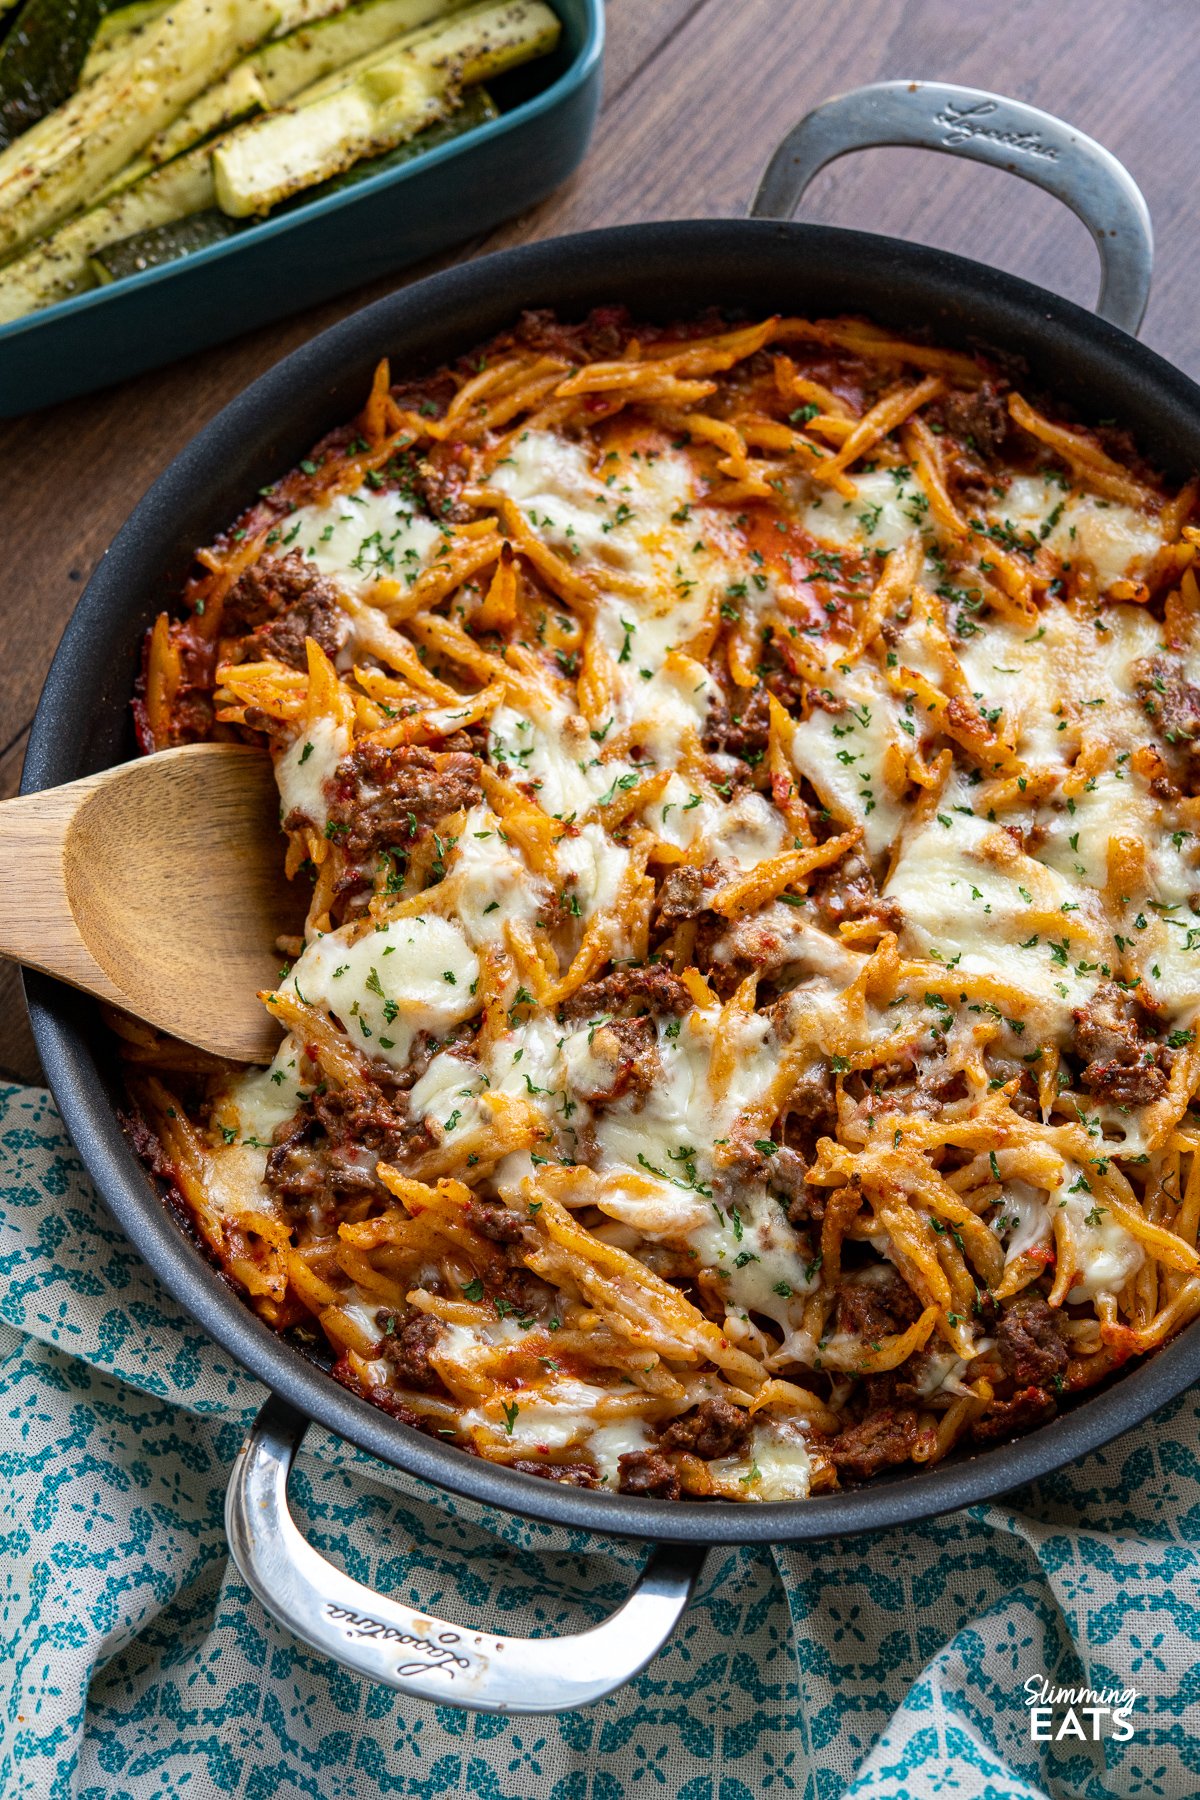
616, 1450, 681, 1500
572, 1016, 662, 1105
835, 1270, 922, 1341
559, 966, 692, 1020
655, 861, 724, 929
1134, 655, 1200, 790
808, 850, 903, 935
971, 1384, 1059, 1444
702, 684, 771, 762
828, 1409, 920, 1479
324, 742, 483, 858
659, 1397, 749, 1459
1071, 982, 1169, 1106
995, 1292, 1069, 1390
378, 1312, 446, 1390
223, 551, 349, 668
263, 1065, 436, 1227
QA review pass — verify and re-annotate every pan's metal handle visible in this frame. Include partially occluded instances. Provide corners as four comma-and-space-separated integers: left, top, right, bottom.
751, 80, 1154, 336
225, 1395, 705, 1713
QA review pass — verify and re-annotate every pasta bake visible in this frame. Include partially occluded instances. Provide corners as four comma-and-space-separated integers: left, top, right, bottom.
124, 308, 1200, 1502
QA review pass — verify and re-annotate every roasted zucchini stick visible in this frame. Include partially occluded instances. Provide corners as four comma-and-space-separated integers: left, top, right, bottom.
146, 0, 465, 167
297, 74, 494, 197
84, 0, 359, 83
0, 139, 215, 320
0, 0, 280, 258
147, 59, 272, 161
213, 0, 557, 216
88, 206, 241, 282
80, 0, 172, 85
85, 84, 497, 286
0, 73, 505, 320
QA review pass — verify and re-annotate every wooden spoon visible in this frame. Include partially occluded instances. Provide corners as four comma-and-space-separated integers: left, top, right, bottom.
0, 742, 305, 1064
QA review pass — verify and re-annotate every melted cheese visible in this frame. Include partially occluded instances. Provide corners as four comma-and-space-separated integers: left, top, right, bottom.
796, 467, 930, 553
997, 1179, 1055, 1267
1056, 1162, 1145, 1301
994, 1165, 1144, 1302
790, 662, 907, 857
492, 430, 654, 574
285, 913, 480, 1069
1134, 841, 1200, 1021
557, 821, 631, 927
997, 477, 1163, 593
589, 1008, 764, 1174
276, 713, 347, 828
885, 782, 1110, 1037
632, 656, 722, 763
227, 1040, 309, 1141
714, 790, 787, 869
493, 430, 740, 744
458, 1380, 653, 1483
451, 805, 550, 946
954, 603, 1162, 775
709, 1419, 812, 1501
407, 1049, 487, 1140
912, 1350, 974, 1400
489, 698, 641, 820
586, 1009, 815, 1325
1037, 770, 1146, 890
588, 1420, 657, 1482
286, 483, 442, 595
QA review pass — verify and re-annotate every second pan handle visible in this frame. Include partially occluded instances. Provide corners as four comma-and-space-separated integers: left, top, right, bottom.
225, 1395, 705, 1714
751, 80, 1154, 337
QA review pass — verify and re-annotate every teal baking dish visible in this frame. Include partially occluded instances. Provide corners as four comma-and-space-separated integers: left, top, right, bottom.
0, 0, 602, 418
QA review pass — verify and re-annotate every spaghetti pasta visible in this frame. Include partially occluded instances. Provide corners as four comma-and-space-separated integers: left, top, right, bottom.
125, 306, 1200, 1504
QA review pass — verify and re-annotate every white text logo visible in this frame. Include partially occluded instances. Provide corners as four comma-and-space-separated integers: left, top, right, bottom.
1024, 1675, 1139, 1742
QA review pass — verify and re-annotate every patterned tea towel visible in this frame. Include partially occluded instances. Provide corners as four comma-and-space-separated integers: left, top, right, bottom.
2, 1082, 1200, 1800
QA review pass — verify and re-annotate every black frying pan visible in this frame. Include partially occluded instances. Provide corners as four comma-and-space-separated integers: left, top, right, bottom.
22, 81, 1200, 1713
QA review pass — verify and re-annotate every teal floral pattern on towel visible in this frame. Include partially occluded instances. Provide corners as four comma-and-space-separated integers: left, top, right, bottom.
1, 1083, 1198, 1800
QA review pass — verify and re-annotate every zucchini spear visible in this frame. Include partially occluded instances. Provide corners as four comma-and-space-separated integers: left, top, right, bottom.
145, 0, 465, 168
81, 0, 359, 81
0, 73, 506, 320
88, 206, 241, 281
85, 85, 497, 285
213, 0, 558, 216
0, 136, 216, 320
146, 60, 272, 162
80, 0, 172, 85
0, 0, 281, 258
297, 72, 494, 198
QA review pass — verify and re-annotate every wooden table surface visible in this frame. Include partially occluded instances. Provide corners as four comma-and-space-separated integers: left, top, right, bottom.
2, 0, 1196, 1085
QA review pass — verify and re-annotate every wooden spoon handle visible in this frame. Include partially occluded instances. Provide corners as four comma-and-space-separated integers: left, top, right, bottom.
0, 778, 127, 1003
